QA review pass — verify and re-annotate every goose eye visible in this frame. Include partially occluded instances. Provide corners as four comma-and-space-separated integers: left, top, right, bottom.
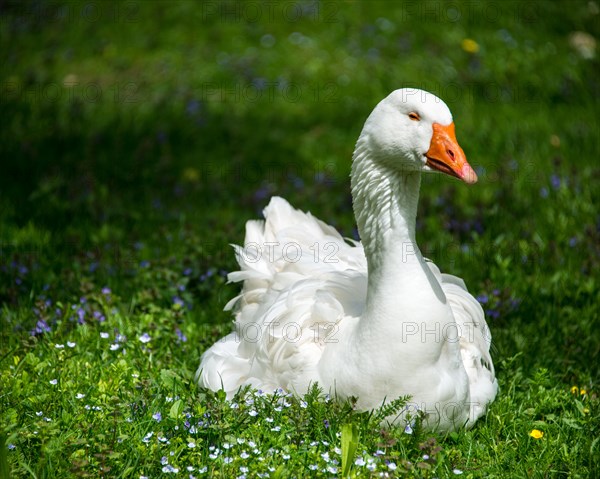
408, 112, 421, 121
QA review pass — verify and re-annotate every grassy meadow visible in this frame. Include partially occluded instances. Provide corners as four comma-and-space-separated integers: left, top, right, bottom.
1, 1, 599, 477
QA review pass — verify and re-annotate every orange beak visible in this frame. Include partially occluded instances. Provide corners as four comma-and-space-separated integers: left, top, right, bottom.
425, 123, 477, 184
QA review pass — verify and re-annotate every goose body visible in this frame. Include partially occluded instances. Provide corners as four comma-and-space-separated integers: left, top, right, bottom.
197, 89, 498, 431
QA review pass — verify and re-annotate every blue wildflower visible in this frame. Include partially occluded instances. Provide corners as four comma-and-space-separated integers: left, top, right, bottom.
176, 328, 187, 343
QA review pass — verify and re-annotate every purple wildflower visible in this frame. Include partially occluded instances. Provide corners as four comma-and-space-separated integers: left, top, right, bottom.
31, 319, 51, 336
569, 237, 577, 247
173, 296, 185, 307
176, 328, 188, 343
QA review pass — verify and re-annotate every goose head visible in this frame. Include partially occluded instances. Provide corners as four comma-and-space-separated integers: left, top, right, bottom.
359, 88, 477, 184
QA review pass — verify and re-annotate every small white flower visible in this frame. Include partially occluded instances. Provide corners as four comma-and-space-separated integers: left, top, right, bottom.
139, 333, 151, 343
223, 442, 232, 449
308, 464, 318, 471
100, 332, 109, 339
248, 441, 256, 448
76, 393, 85, 399
199, 467, 207, 473
271, 426, 281, 432
188, 441, 196, 448
282, 454, 290, 460
110, 343, 120, 351
404, 424, 413, 434
334, 447, 342, 455
321, 452, 330, 462
44, 417, 51, 422
237, 438, 245, 444
55, 344, 64, 349
187, 466, 195, 471
142, 432, 153, 443
453, 469, 463, 475
248, 410, 258, 417
300, 400, 308, 408
67, 341, 76, 347
355, 457, 366, 466
240, 467, 249, 473
36, 411, 43, 416
224, 457, 233, 464
49, 379, 58, 385
388, 462, 397, 470
240, 451, 250, 459
327, 466, 338, 474
265, 417, 273, 423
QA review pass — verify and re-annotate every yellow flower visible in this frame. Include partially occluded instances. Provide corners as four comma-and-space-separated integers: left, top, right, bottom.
461, 38, 480, 54
580, 389, 587, 395
583, 408, 590, 414
529, 429, 544, 439
571, 386, 579, 395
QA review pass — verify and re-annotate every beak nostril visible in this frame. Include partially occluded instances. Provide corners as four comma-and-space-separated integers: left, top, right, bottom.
447, 149, 455, 159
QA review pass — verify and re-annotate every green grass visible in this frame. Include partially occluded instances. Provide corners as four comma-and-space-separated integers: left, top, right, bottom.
1, 0, 599, 477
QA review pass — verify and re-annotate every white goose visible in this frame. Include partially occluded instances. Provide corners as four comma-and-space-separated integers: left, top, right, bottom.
197, 89, 498, 431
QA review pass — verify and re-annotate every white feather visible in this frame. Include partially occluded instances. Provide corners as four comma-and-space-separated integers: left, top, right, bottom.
197, 89, 498, 431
